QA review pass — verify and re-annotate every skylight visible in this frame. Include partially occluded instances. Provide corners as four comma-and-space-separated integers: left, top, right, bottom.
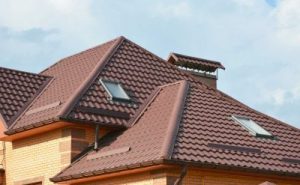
100, 79, 131, 101
232, 116, 273, 138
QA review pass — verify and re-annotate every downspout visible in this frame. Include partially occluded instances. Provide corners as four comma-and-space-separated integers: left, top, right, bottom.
174, 165, 187, 185
94, 124, 100, 151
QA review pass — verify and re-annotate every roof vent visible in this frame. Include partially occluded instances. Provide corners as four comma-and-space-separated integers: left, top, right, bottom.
167, 53, 225, 88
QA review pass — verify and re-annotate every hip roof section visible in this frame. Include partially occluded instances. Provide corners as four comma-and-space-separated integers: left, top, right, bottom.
7, 37, 119, 133
52, 80, 189, 182
1, 36, 299, 179
0, 67, 51, 127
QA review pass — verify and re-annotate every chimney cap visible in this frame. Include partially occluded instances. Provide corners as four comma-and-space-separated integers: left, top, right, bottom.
167, 52, 225, 72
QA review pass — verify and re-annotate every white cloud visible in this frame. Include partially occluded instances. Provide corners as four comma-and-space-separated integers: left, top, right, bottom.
0, 0, 94, 31
274, 0, 300, 45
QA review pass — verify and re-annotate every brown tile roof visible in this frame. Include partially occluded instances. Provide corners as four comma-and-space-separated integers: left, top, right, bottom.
66, 38, 204, 128
1, 36, 299, 180
6, 37, 119, 133
51, 81, 189, 182
168, 52, 225, 72
172, 84, 300, 175
0, 67, 51, 127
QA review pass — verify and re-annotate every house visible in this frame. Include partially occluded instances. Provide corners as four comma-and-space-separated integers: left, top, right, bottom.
0, 36, 299, 185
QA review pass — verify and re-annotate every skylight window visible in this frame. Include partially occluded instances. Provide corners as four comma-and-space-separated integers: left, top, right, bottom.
100, 79, 131, 102
232, 116, 273, 138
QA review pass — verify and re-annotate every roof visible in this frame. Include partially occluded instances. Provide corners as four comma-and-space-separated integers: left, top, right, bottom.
0, 36, 299, 180
168, 52, 225, 72
51, 80, 189, 181
6, 37, 119, 133
6, 36, 206, 134
0, 67, 51, 127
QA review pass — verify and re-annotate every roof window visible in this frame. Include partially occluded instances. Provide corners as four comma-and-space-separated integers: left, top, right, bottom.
232, 115, 273, 138
100, 79, 131, 102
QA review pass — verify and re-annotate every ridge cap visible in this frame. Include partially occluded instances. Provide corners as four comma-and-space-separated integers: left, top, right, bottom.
57, 36, 125, 118
6, 77, 54, 131
40, 36, 123, 74
160, 80, 189, 159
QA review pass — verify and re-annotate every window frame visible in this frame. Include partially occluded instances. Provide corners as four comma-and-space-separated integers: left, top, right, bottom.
100, 79, 131, 102
232, 115, 274, 139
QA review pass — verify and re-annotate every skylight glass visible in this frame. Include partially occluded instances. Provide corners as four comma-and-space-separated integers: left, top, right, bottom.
100, 79, 131, 101
232, 116, 273, 138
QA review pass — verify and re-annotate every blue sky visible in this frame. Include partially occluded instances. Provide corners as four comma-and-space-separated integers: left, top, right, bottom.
0, 0, 299, 128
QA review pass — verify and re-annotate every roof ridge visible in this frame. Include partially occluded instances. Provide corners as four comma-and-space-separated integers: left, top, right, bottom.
127, 87, 161, 127
7, 77, 54, 131
128, 80, 188, 128
57, 36, 125, 118
160, 80, 189, 159
0, 66, 51, 78
39, 36, 122, 74
122, 37, 216, 93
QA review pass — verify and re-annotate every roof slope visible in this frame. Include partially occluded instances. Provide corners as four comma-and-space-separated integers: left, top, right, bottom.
52, 80, 189, 182
0, 67, 50, 126
172, 84, 300, 175
66, 38, 203, 127
50, 37, 299, 182
2, 36, 299, 179
7, 36, 201, 133
7, 38, 119, 133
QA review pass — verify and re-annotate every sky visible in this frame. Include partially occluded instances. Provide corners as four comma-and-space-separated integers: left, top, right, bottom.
0, 0, 299, 128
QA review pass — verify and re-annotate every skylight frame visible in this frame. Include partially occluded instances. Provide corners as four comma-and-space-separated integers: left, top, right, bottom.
100, 79, 131, 102
232, 115, 274, 139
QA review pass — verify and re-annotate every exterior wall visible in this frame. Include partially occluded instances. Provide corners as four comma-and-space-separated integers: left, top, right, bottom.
4, 125, 100, 185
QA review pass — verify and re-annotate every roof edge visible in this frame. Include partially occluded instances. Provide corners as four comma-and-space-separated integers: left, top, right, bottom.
51, 156, 300, 183
58, 36, 125, 118
50, 161, 171, 183
160, 80, 189, 159
0, 66, 52, 78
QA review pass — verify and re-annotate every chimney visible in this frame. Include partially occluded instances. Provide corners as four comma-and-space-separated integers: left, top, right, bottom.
167, 53, 225, 88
